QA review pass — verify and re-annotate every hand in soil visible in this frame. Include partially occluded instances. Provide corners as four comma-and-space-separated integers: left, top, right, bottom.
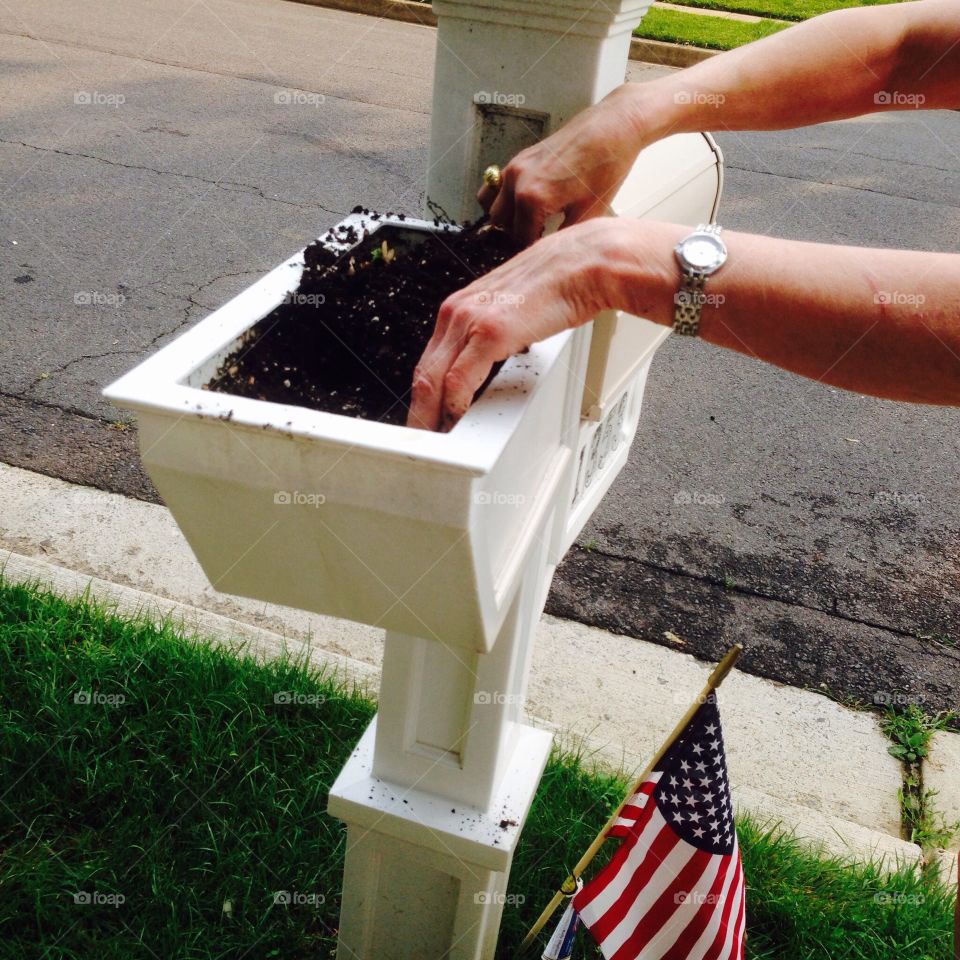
207, 217, 521, 426
407, 219, 615, 432
477, 85, 646, 246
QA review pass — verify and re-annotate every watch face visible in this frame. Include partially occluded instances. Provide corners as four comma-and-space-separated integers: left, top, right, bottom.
680, 233, 726, 273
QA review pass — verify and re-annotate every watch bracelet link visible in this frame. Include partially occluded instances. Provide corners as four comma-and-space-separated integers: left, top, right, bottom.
674, 272, 707, 337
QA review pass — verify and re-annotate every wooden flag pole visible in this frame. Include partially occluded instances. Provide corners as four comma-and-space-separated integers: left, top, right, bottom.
953, 872, 958, 960
518, 643, 744, 955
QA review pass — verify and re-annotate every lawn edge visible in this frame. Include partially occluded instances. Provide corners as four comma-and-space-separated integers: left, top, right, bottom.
284, 0, 718, 67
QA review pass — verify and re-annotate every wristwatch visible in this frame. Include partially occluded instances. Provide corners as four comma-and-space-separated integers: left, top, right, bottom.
673, 223, 727, 337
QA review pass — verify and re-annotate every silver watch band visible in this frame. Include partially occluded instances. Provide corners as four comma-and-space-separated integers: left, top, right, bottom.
674, 273, 707, 337
673, 223, 722, 338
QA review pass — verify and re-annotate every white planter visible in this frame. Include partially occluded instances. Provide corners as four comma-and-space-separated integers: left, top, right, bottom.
104, 127, 722, 652
105, 214, 581, 655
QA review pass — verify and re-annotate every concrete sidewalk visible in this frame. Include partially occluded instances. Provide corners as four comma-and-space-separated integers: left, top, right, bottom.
3, 460, 956, 879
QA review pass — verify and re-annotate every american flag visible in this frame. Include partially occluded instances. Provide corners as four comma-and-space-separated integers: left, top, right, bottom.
571, 693, 745, 960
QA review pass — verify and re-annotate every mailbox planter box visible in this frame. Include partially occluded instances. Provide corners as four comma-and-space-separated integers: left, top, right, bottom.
105, 122, 721, 958
104, 214, 578, 654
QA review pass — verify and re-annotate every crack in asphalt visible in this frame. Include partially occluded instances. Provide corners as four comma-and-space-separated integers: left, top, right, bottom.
18, 286, 194, 395
0, 388, 121, 425
574, 543, 959, 651
807, 145, 957, 175
18, 268, 267, 396
0, 136, 346, 216
23, 347, 143, 392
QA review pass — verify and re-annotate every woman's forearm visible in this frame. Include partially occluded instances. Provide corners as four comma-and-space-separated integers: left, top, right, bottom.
605, 219, 960, 406
617, 0, 960, 149
407, 219, 960, 430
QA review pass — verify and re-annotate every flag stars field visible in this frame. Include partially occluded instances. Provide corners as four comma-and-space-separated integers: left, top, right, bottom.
568, 691, 746, 960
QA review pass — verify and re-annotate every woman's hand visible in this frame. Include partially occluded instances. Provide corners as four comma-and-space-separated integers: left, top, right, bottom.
477, 85, 654, 247
407, 220, 626, 431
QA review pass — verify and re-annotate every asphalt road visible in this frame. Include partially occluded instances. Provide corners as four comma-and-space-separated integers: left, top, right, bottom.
1, 0, 957, 714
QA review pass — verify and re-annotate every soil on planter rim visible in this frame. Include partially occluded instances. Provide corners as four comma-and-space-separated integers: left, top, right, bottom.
206, 212, 520, 426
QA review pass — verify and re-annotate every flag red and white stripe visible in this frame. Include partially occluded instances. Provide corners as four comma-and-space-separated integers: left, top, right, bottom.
572, 694, 745, 960
607, 773, 660, 838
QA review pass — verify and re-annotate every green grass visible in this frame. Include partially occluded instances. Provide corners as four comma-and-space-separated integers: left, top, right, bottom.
880, 706, 960, 857
634, 7, 791, 50
0, 579, 955, 959
665, 0, 909, 23
882, 705, 955, 766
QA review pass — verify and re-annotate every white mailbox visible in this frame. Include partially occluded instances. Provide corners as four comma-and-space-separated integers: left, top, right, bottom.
104, 0, 722, 953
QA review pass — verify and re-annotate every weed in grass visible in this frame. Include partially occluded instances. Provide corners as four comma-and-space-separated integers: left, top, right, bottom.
882, 705, 954, 765
880, 705, 959, 871
907, 788, 960, 854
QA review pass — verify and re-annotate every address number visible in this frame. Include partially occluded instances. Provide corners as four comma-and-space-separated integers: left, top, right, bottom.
571, 392, 630, 506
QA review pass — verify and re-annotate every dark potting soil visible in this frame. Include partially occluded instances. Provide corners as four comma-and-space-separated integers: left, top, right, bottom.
206, 214, 521, 425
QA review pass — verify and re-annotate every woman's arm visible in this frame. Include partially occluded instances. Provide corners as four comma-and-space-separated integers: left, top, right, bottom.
407, 219, 960, 430
483, 0, 960, 244
626, 0, 960, 138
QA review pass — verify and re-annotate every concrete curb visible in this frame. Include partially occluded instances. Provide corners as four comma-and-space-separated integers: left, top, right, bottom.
287, 0, 718, 68
0, 461, 929, 872
293, 0, 437, 28
925, 731, 960, 883
656, 0, 768, 23
629, 36, 717, 67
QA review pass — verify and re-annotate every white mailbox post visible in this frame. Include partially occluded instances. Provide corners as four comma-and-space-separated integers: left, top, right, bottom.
104, 1, 722, 956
